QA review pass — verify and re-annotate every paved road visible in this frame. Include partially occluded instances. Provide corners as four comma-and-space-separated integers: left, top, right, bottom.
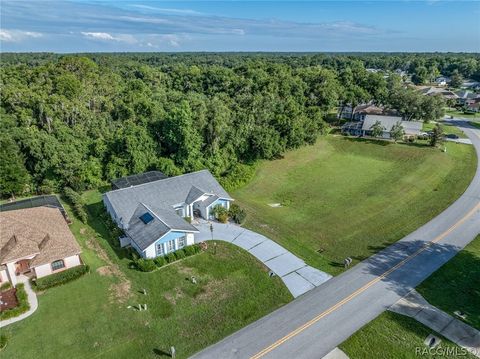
191, 120, 480, 359
194, 220, 331, 298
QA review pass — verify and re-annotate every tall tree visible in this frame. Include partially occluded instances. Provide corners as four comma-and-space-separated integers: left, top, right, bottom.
0, 137, 31, 197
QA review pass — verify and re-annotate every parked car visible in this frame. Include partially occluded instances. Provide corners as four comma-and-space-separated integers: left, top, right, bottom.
445, 134, 459, 139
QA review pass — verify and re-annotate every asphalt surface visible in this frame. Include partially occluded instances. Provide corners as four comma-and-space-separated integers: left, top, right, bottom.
191, 120, 480, 359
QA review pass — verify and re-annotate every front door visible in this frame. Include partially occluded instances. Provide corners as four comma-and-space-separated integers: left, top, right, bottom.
15, 259, 30, 275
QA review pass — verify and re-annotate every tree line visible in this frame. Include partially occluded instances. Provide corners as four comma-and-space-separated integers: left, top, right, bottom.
1, 53, 476, 197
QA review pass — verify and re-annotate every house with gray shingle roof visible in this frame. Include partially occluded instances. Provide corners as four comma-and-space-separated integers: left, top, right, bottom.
103, 170, 233, 259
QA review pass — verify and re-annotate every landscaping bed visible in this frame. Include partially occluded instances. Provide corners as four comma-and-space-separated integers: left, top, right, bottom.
0, 284, 30, 320
0, 288, 18, 312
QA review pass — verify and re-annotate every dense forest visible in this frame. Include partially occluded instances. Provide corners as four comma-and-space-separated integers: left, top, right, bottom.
1, 53, 479, 197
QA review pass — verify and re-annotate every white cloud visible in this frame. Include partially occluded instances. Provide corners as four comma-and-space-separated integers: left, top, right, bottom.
0, 29, 42, 42
131, 5, 203, 15
80, 32, 137, 44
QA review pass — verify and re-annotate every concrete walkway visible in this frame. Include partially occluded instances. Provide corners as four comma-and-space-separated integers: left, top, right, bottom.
389, 290, 480, 358
445, 137, 473, 145
195, 220, 332, 298
0, 275, 38, 328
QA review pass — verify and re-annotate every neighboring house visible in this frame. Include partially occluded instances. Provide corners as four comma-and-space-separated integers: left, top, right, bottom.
103, 170, 233, 259
466, 99, 480, 113
419, 87, 458, 100
461, 79, 480, 89
361, 115, 423, 139
455, 90, 477, 105
338, 103, 397, 121
0, 206, 82, 287
435, 76, 450, 86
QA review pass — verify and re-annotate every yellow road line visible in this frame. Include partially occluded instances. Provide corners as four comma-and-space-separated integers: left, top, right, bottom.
251, 201, 480, 359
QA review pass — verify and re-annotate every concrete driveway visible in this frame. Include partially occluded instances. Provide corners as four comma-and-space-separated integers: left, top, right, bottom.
194, 220, 332, 298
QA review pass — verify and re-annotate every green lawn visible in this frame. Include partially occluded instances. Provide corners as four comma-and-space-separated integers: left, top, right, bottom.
422, 121, 468, 139
340, 311, 476, 359
233, 136, 477, 275
417, 235, 480, 330
470, 121, 480, 129
1, 192, 291, 359
445, 108, 480, 120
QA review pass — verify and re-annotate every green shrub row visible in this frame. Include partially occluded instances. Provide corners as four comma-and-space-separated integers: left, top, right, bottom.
63, 187, 88, 223
0, 284, 30, 320
134, 244, 202, 272
33, 265, 89, 290
220, 163, 257, 192
228, 203, 247, 224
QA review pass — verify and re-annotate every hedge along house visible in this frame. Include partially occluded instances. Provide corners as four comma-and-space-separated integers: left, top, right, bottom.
0, 206, 82, 287
103, 170, 233, 259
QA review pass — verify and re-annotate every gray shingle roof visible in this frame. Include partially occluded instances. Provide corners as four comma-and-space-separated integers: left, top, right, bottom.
362, 115, 422, 135
125, 204, 171, 251
125, 203, 198, 251
105, 170, 232, 226
185, 186, 207, 204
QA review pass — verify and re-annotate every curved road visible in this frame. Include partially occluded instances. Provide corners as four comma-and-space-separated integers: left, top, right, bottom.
192, 119, 480, 359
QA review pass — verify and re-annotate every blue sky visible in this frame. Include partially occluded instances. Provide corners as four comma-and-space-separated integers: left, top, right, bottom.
1, 1, 479, 52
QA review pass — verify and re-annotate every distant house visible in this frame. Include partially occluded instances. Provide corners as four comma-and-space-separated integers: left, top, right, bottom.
455, 91, 477, 106
0, 204, 82, 287
103, 170, 233, 259
461, 79, 480, 89
419, 87, 458, 100
435, 76, 450, 86
338, 103, 397, 121
342, 114, 422, 139
466, 99, 480, 113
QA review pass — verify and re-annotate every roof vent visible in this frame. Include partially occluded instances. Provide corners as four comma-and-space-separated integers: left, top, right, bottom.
139, 212, 154, 224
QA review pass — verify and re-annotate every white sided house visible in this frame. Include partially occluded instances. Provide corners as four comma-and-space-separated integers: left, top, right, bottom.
103, 170, 233, 259
0, 206, 82, 287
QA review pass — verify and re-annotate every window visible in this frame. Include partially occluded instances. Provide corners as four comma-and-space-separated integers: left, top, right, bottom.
51, 259, 65, 271
166, 239, 175, 253
156, 243, 164, 256
178, 236, 186, 248
175, 207, 184, 217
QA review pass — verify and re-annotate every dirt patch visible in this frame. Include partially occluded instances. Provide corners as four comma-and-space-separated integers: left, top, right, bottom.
85, 236, 131, 303
110, 281, 131, 303
165, 287, 184, 305
79, 228, 87, 235
96, 266, 115, 276
195, 279, 232, 303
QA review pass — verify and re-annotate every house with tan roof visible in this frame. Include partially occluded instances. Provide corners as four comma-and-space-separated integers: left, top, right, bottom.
0, 206, 82, 287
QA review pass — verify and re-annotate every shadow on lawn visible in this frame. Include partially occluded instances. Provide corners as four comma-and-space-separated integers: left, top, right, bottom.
85, 201, 131, 261
153, 348, 173, 357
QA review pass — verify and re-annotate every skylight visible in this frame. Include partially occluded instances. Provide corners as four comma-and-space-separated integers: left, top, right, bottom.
139, 212, 154, 224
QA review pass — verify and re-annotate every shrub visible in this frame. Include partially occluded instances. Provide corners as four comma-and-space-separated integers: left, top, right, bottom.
154, 256, 166, 268
175, 249, 186, 260
183, 245, 197, 256
135, 259, 156, 272
63, 187, 87, 223
212, 204, 229, 223
228, 203, 247, 224
0, 282, 12, 290
165, 253, 176, 263
33, 265, 89, 290
0, 284, 30, 320
220, 163, 257, 192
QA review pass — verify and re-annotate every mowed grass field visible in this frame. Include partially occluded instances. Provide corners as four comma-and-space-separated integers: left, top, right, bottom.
340, 311, 477, 359
418, 235, 480, 330
1, 192, 291, 359
234, 136, 476, 275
